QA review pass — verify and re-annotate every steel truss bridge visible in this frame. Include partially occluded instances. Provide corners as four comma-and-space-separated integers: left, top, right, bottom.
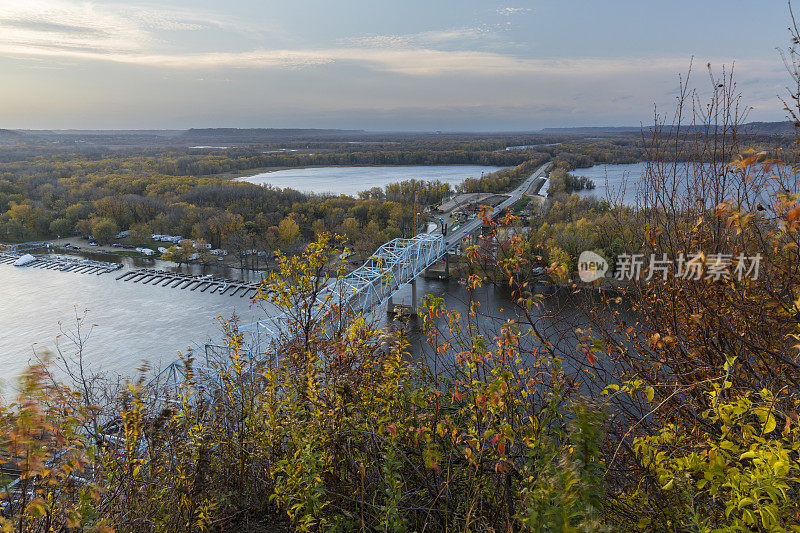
150, 161, 551, 391
152, 232, 447, 389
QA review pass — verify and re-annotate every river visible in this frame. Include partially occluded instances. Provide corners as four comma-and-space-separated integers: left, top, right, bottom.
236, 165, 507, 195
568, 161, 786, 206
0, 253, 595, 390
0, 256, 267, 389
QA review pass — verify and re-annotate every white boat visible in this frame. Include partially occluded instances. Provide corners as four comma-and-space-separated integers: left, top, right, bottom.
13, 254, 36, 266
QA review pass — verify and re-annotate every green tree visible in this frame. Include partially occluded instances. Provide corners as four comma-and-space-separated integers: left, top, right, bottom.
129, 222, 151, 244
311, 218, 326, 236
90, 218, 119, 244
340, 217, 360, 244
65, 203, 92, 223
49, 217, 73, 238
75, 218, 92, 237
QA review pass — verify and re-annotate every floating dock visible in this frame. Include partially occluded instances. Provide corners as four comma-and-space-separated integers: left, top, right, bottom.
0, 250, 266, 298
0, 251, 122, 275
115, 268, 265, 298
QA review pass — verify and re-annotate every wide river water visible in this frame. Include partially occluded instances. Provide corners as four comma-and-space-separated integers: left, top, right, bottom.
0, 257, 266, 388
236, 165, 507, 195
1, 258, 589, 388
566, 161, 786, 206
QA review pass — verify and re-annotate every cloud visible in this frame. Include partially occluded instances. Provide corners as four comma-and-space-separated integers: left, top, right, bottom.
0, 0, 781, 84
340, 34, 413, 49
0, 0, 147, 53
497, 7, 531, 16
0, 0, 234, 57
0, 0, 541, 77
0, 35, 773, 82
339, 26, 495, 49
135, 13, 206, 32
2, 19, 109, 38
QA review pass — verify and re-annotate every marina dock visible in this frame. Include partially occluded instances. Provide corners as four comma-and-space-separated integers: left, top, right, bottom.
1, 249, 265, 299
0, 251, 122, 275
115, 268, 265, 298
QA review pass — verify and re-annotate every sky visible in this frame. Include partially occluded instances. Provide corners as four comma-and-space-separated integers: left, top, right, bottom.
0, 0, 796, 131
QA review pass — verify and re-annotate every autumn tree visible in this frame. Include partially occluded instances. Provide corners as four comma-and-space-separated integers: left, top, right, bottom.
277, 216, 300, 247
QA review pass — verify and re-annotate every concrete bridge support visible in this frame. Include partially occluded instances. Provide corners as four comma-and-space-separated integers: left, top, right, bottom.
423, 252, 452, 280
387, 277, 419, 317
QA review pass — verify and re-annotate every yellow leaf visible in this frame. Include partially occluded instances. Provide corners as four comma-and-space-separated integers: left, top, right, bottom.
645, 386, 655, 403
764, 413, 777, 434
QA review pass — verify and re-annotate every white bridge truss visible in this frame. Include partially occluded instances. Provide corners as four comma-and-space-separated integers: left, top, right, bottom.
151, 232, 445, 389
329, 232, 443, 316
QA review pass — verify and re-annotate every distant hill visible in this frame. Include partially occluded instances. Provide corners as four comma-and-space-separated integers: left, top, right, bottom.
180, 128, 367, 142
0, 129, 24, 144
740, 121, 796, 136
540, 121, 797, 137
539, 126, 641, 135
33, 129, 183, 137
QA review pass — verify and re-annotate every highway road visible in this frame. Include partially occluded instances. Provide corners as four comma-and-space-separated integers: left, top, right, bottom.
444, 162, 550, 250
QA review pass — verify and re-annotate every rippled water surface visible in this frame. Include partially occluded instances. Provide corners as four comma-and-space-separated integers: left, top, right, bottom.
0, 256, 598, 392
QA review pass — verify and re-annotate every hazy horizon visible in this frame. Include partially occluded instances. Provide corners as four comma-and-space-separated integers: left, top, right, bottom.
0, 1, 795, 131
8, 123, 790, 135
4, 125, 653, 133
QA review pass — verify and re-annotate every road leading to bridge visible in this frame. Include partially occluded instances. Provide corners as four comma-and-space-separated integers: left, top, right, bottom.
444, 162, 550, 250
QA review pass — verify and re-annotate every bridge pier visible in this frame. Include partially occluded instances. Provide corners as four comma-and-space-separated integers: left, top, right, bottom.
387, 277, 419, 317
423, 251, 452, 280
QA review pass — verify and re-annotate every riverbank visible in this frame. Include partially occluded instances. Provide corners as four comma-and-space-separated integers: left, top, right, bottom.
201, 165, 295, 179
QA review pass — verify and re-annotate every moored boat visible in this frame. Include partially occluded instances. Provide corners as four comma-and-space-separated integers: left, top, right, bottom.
13, 254, 36, 267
